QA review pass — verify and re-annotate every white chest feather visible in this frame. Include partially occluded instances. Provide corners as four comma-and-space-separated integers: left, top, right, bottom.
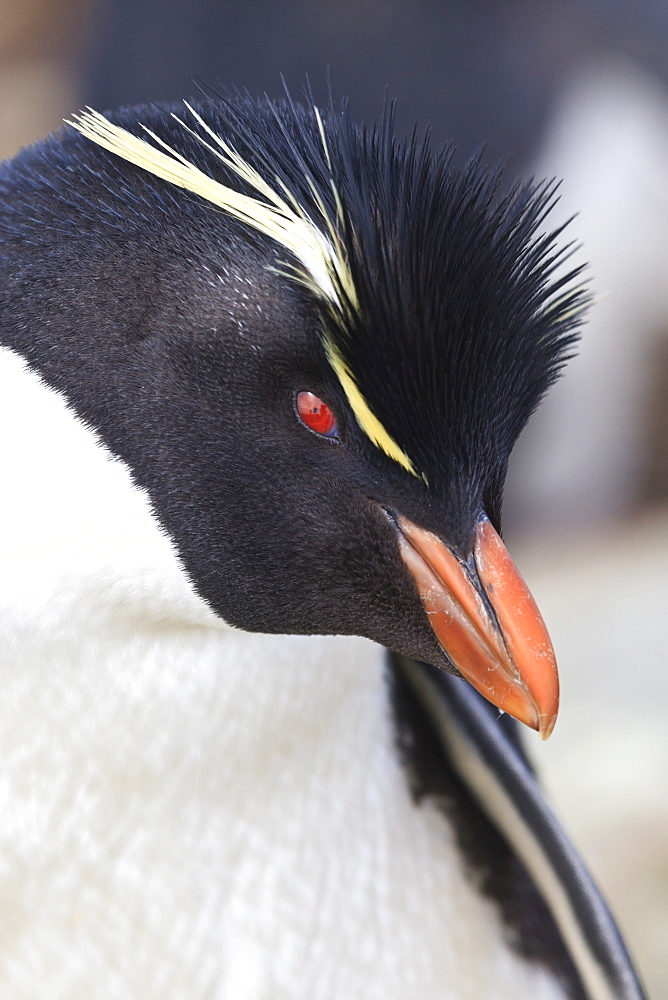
0, 348, 565, 999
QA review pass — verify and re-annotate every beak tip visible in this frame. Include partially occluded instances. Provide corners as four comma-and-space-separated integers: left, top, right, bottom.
538, 710, 558, 741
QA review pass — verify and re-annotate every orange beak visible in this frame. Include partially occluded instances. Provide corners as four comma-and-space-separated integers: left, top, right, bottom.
397, 514, 559, 739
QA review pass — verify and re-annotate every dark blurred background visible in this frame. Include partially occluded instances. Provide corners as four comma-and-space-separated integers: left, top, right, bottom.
2, 1, 666, 993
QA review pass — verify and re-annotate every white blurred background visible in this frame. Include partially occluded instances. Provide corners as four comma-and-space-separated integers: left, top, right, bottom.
1, 1, 666, 995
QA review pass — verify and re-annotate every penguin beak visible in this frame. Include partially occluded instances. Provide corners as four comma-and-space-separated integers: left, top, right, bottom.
396, 514, 559, 739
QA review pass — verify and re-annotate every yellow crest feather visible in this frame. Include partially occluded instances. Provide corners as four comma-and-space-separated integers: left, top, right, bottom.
67, 104, 422, 482
324, 338, 423, 480
66, 106, 356, 312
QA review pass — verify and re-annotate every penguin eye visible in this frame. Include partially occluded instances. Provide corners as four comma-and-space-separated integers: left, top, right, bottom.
296, 391, 339, 439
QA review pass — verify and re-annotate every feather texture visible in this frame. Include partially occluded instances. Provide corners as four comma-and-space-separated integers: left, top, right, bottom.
67, 103, 419, 479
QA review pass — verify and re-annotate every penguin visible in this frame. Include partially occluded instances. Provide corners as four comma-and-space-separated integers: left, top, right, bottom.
0, 95, 646, 999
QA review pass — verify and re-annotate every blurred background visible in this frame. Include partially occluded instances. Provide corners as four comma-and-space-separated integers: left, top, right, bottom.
1, 0, 666, 994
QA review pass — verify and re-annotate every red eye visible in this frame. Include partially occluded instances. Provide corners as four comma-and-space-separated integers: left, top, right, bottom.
296, 391, 339, 438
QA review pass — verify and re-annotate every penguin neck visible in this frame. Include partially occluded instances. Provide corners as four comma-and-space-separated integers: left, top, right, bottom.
0, 344, 383, 730
0, 345, 567, 999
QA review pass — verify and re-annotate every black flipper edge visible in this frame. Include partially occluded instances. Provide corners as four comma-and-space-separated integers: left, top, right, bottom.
392, 655, 648, 1000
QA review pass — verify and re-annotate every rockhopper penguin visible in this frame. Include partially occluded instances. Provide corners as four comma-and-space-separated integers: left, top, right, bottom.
0, 95, 647, 999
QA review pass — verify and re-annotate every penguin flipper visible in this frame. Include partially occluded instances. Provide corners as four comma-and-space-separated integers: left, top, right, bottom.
388, 654, 647, 1000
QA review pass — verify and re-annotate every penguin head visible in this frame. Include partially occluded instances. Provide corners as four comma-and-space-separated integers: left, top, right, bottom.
0, 96, 588, 736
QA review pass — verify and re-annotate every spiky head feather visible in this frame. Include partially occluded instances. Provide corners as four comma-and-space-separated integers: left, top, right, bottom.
9, 94, 588, 502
